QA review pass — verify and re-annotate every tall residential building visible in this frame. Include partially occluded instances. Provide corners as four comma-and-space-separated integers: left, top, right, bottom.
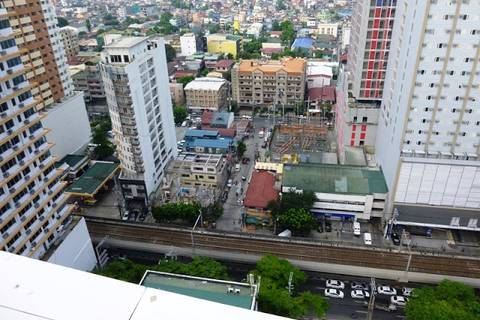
376, 0, 480, 212
180, 33, 199, 57
0, 8, 74, 259
60, 26, 79, 62
231, 58, 306, 109
4, 0, 73, 110
348, 0, 397, 101
100, 36, 177, 203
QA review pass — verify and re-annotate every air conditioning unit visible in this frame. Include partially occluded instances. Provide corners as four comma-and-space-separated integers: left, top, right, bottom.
39, 163, 44, 169
2, 232, 9, 239
7, 69, 12, 74
14, 202, 20, 208
43, 177, 48, 182
39, 215, 44, 221
26, 228, 31, 235
7, 129, 13, 135
31, 241, 37, 247
29, 135, 34, 140
19, 160, 25, 166
0, 156, 3, 161
12, 145, 18, 151
12, 86, 18, 90
52, 203, 57, 208
3, 172, 9, 178
34, 149, 39, 154
8, 247, 14, 252
0, 112, 6, 118
34, 202, 40, 208
19, 103, 24, 108
20, 215, 26, 222
24, 175, 30, 181
48, 190, 53, 195
1, 51, 7, 56
8, 187, 15, 193
24, 119, 30, 125
43, 228, 49, 234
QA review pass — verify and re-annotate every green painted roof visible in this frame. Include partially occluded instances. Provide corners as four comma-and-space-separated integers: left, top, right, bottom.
141, 271, 254, 310
56, 154, 88, 170
65, 162, 118, 196
283, 163, 388, 195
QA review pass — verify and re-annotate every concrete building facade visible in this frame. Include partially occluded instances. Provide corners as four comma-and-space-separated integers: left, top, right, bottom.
100, 36, 177, 202
59, 26, 79, 62
375, 0, 480, 212
232, 59, 306, 109
348, 0, 397, 101
0, 10, 75, 259
180, 33, 199, 57
184, 77, 228, 111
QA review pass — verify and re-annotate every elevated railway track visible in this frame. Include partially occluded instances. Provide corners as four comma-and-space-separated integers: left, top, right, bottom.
85, 217, 480, 279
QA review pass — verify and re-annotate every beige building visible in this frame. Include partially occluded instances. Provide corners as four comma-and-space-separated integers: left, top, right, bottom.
184, 77, 228, 111
231, 58, 306, 108
317, 22, 338, 37
70, 54, 105, 102
169, 83, 185, 106
60, 26, 79, 61
161, 153, 229, 204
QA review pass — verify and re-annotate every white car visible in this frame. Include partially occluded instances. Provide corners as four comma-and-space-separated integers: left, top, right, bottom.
391, 295, 408, 306
226, 179, 233, 188
351, 282, 369, 290
377, 286, 397, 295
122, 211, 129, 221
324, 288, 344, 299
326, 279, 345, 289
402, 287, 414, 296
351, 290, 370, 299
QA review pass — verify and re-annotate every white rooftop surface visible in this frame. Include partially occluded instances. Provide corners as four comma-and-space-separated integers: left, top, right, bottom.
307, 63, 333, 77
0, 252, 289, 320
104, 36, 148, 48
184, 77, 226, 91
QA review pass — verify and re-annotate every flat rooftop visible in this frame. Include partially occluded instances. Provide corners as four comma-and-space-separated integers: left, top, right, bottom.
140, 271, 256, 310
55, 154, 89, 171
104, 36, 148, 48
237, 58, 306, 75
184, 77, 227, 91
283, 163, 388, 195
65, 161, 119, 196
0, 252, 287, 320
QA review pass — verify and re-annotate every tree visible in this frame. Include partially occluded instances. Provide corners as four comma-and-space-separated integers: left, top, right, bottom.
152, 202, 201, 224
268, 191, 317, 218
280, 20, 295, 45
208, 23, 220, 34
230, 100, 239, 113
158, 12, 176, 34
405, 280, 480, 320
96, 257, 229, 283
202, 202, 224, 222
103, 13, 119, 26
91, 117, 114, 159
57, 17, 69, 27
86, 19, 92, 32
165, 43, 176, 62
271, 21, 281, 31
252, 255, 328, 318
276, 0, 286, 10
277, 208, 317, 235
200, 68, 209, 77
125, 16, 140, 26
172, 106, 187, 125
237, 141, 247, 158
177, 75, 194, 87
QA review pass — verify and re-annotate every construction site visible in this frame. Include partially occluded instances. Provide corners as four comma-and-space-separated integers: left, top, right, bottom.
269, 123, 337, 164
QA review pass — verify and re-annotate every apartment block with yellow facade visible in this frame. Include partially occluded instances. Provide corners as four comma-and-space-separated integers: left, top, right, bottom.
206, 34, 241, 59
231, 58, 306, 109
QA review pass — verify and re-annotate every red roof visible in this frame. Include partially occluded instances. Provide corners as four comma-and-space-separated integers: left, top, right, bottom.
174, 70, 196, 79
215, 59, 234, 69
340, 53, 348, 63
202, 126, 236, 138
270, 31, 283, 36
201, 111, 213, 126
261, 47, 283, 54
308, 86, 336, 103
243, 171, 279, 209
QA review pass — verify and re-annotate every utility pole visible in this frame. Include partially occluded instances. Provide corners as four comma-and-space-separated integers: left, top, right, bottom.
191, 211, 203, 255
367, 277, 376, 320
287, 271, 294, 295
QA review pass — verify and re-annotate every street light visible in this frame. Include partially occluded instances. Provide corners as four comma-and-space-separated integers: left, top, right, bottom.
191, 211, 203, 255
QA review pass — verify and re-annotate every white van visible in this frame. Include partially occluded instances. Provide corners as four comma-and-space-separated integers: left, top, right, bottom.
353, 222, 361, 236
363, 232, 372, 245
235, 164, 241, 172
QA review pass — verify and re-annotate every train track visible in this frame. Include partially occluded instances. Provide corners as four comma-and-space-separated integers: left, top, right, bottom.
85, 217, 480, 279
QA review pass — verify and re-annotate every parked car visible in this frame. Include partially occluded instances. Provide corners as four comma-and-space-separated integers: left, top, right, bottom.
241, 176, 246, 181
221, 191, 229, 203
363, 232, 372, 245
326, 280, 345, 289
351, 282, 369, 290
353, 221, 361, 236
377, 286, 397, 296
391, 232, 401, 245
242, 157, 250, 164
235, 164, 241, 172
227, 179, 233, 188
122, 211, 129, 221
325, 221, 332, 232
317, 224, 324, 233
391, 295, 408, 306
351, 290, 370, 299
402, 287, 414, 297
324, 289, 344, 299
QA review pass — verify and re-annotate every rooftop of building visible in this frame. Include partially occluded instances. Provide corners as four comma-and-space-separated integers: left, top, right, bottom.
0, 252, 287, 320
236, 58, 306, 74
190, 138, 233, 149
291, 37, 314, 49
55, 154, 89, 171
244, 171, 279, 209
308, 86, 336, 102
282, 163, 388, 195
174, 152, 224, 166
184, 77, 227, 91
65, 161, 119, 197
215, 59, 235, 68
104, 36, 148, 49
185, 129, 220, 138
140, 271, 256, 310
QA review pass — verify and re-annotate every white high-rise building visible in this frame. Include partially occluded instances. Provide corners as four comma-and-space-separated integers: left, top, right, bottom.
100, 36, 177, 202
376, 0, 480, 212
180, 33, 198, 57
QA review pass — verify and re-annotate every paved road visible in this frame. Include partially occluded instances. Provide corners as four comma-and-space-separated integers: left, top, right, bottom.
107, 247, 410, 320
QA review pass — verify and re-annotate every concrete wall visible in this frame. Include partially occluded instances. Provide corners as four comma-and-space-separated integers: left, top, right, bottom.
47, 218, 98, 271
43, 92, 91, 158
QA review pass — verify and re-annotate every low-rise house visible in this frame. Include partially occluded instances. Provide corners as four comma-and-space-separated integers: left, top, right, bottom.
184, 77, 228, 111
244, 171, 279, 226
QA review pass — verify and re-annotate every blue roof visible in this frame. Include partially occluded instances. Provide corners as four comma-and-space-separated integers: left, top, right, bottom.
291, 37, 314, 49
191, 138, 232, 149
185, 129, 219, 138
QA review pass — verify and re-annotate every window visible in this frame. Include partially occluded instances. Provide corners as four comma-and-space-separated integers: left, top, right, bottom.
6, 57, 21, 68
362, 117, 368, 122
0, 39, 15, 50
0, 19, 10, 30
